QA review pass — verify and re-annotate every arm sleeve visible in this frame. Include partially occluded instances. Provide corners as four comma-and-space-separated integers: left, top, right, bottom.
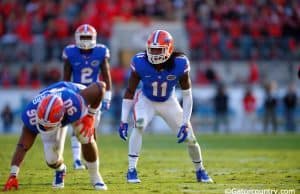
121, 99, 134, 123
182, 88, 193, 124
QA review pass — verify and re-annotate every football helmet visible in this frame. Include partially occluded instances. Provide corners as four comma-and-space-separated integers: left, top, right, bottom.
146, 30, 174, 64
75, 24, 97, 50
36, 95, 64, 133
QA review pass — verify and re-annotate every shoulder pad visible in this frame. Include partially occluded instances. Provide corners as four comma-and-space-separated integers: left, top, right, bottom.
174, 55, 190, 73
95, 43, 107, 49
130, 52, 146, 72
66, 44, 76, 49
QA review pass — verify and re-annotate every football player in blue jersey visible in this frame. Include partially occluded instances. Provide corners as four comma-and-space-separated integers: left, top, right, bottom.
62, 24, 112, 170
118, 30, 213, 183
3, 81, 108, 191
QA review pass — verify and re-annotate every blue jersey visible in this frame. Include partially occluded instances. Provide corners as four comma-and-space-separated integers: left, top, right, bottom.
62, 44, 110, 86
22, 81, 86, 134
131, 52, 190, 102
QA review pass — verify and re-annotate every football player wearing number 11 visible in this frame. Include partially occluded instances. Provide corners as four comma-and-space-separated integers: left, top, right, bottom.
118, 30, 213, 183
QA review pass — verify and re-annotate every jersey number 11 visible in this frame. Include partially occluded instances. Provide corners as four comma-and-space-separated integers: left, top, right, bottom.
152, 81, 167, 97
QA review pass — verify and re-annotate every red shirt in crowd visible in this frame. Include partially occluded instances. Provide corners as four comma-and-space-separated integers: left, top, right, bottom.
243, 93, 256, 113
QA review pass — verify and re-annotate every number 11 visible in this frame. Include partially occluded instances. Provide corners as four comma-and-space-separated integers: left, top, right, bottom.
152, 81, 167, 97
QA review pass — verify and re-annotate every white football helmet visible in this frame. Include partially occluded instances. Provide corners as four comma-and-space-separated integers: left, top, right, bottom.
75, 24, 97, 50
146, 30, 174, 64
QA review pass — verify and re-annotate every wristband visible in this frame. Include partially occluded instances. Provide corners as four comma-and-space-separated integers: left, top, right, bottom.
10, 165, 19, 177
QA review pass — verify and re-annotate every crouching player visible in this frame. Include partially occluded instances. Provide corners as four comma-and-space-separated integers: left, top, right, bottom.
118, 30, 213, 183
3, 81, 107, 191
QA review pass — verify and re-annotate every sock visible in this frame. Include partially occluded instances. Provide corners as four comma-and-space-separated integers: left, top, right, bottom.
128, 128, 142, 169
71, 136, 81, 162
86, 159, 104, 184
188, 143, 204, 171
56, 163, 66, 171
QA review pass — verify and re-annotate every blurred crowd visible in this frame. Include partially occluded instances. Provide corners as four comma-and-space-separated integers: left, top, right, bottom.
0, 0, 299, 133
0, 0, 300, 87
1, 0, 300, 63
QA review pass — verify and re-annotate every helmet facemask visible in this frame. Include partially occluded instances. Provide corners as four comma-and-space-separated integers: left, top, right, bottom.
147, 46, 171, 64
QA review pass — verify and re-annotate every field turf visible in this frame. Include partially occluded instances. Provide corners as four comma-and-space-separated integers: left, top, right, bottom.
0, 134, 299, 194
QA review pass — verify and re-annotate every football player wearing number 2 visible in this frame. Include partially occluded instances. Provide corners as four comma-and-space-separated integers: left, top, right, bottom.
3, 81, 108, 191
118, 30, 213, 183
62, 24, 112, 170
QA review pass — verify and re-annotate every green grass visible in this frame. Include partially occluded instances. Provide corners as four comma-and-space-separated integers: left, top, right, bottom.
0, 134, 300, 194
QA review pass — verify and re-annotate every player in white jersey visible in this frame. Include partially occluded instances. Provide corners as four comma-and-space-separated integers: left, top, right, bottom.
63, 24, 112, 170
118, 30, 213, 183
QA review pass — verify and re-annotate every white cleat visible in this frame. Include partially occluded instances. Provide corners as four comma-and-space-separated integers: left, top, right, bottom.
52, 165, 66, 188
73, 160, 86, 170
127, 168, 141, 183
94, 182, 108, 190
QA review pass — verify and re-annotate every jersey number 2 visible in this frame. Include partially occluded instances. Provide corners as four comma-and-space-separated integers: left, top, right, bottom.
152, 81, 167, 97
81, 67, 93, 84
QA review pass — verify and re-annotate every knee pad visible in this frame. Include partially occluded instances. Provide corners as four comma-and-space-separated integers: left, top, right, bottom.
46, 160, 63, 169
135, 118, 145, 130
44, 146, 61, 166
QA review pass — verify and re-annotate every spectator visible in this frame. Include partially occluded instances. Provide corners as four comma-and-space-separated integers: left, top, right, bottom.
242, 87, 257, 131
248, 60, 260, 84
16, 66, 30, 88
213, 83, 230, 133
263, 81, 278, 133
29, 65, 41, 89
1, 104, 14, 133
283, 84, 297, 132
0, 65, 13, 88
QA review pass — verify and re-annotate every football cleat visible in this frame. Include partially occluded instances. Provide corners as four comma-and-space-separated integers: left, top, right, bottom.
52, 165, 66, 188
94, 182, 108, 190
196, 169, 213, 183
127, 168, 141, 183
73, 160, 86, 170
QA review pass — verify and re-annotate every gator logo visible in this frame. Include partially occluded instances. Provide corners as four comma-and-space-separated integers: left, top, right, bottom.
167, 75, 176, 80
91, 60, 100, 67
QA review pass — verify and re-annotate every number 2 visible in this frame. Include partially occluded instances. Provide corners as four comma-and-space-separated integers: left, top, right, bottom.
151, 81, 167, 97
81, 67, 93, 84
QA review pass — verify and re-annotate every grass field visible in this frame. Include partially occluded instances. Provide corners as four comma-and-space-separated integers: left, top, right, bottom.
0, 134, 299, 194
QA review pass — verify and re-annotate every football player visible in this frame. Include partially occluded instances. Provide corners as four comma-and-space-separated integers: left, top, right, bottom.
62, 24, 112, 170
3, 81, 108, 191
118, 30, 213, 183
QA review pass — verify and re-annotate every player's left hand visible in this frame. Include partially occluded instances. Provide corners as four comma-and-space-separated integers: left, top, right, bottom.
118, 122, 128, 141
3, 175, 18, 191
77, 114, 95, 141
101, 100, 111, 111
177, 124, 188, 143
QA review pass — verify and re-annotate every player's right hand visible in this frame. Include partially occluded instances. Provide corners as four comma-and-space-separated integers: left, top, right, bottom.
118, 122, 128, 141
3, 175, 18, 191
77, 114, 95, 142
